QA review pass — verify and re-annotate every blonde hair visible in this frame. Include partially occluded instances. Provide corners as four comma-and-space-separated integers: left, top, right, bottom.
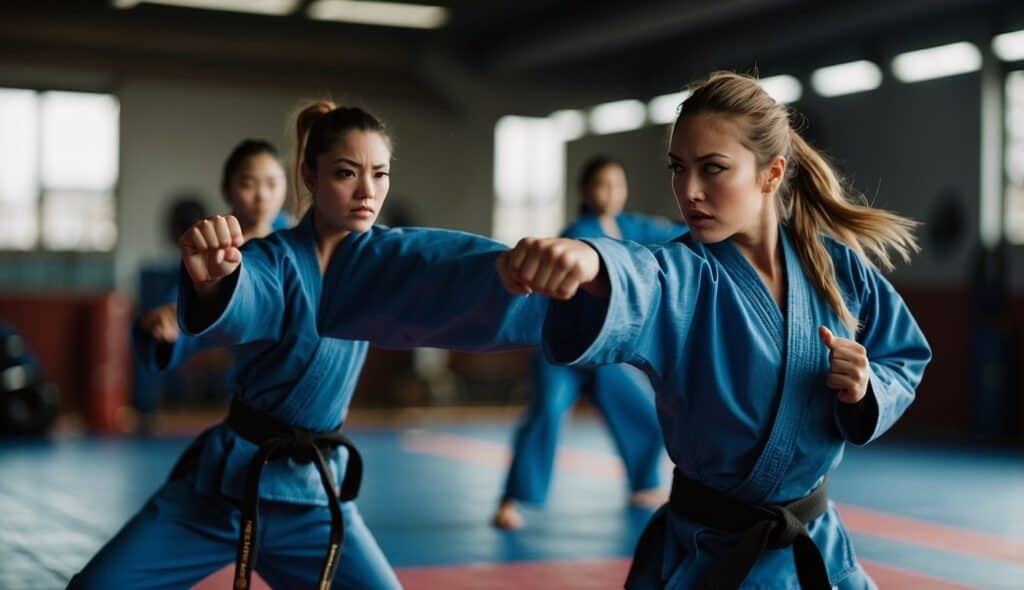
677, 71, 918, 330
292, 100, 391, 215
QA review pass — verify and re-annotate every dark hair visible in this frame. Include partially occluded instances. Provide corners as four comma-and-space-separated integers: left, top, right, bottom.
578, 155, 624, 215
221, 139, 281, 188
294, 101, 391, 211
167, 197, 208, 246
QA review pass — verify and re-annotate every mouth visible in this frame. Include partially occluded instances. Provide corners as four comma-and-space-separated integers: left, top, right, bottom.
351, 206, 375, 216
686, 211, 714, 222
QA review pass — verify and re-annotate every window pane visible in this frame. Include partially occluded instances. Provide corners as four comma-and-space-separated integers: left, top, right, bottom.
493, 115, 565, 244
1006, 71, 1024, 243
41, 190, 116, 251
0, 88, 38, 249
40, 91, 119, 191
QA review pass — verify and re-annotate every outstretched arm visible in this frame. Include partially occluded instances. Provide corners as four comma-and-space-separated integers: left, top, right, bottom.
497, 236, 708, 381
317, 227, 546, 351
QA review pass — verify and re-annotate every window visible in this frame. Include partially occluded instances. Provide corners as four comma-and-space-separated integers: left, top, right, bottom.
0, 89, 119, 251
1006, 71, 1024, 243
492, 115, 565, 245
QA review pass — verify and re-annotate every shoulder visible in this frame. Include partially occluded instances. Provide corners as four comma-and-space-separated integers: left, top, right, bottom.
637, 233, 718, 281
561, 215, 601, 238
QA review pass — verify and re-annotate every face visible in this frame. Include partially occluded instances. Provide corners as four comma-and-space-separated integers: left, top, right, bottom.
582, 163, 628, 216
222, 152, 287, 233
668, 113, 783, 244
303, 130, 391, 233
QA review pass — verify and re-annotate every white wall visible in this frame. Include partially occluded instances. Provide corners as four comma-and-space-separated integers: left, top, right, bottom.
116, 78, 497, 296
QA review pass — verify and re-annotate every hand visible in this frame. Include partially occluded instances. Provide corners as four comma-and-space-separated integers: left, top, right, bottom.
179, 215, 244, 293
495, 237, 606, 300
819, 325, 870, 404
139, 304, 179, 343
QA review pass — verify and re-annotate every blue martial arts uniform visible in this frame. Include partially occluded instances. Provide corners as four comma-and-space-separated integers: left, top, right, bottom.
503, 212, 684, 503
542, 227, 931, 589
72, 212, 545, 590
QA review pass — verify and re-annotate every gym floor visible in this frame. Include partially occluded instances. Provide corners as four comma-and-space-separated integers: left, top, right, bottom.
1, 412, 1021, 590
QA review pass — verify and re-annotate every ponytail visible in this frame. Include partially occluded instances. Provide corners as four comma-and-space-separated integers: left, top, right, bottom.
787, 130, 918, 329
293, 101, 335, 215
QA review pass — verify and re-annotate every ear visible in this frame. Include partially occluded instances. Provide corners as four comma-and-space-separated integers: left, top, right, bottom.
300, 163, 316, 195
761, 155, 787, 195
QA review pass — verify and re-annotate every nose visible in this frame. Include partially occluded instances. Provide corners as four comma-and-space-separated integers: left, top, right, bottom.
677, 171, 704, 203
357, 172, 376, 200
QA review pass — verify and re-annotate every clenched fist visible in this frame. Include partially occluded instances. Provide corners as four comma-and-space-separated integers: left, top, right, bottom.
819, 325, 870, 404
496, 237, 607, 300
179, 215, 244, 291
139, 304, 179, 343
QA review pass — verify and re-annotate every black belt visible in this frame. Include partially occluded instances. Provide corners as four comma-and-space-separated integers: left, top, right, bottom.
626, 471, 831, 590
226, 397, 363, 590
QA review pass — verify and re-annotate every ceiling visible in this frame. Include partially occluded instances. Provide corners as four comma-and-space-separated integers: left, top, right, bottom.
0, 0, 1022, 115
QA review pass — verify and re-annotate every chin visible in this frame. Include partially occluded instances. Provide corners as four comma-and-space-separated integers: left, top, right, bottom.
346, 219, 376, 233
687, 227, 728, 244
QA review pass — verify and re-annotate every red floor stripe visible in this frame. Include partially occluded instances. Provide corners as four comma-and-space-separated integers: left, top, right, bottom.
401, 430, 625, 479
396, 557, 981, 590
403, 431, 1024, 567
838, 503, 1024, 566
191, 557, 981, 590
859, 558, 978, 590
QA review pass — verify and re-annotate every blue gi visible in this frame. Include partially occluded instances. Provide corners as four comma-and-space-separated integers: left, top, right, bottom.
503, 212, 685, 504
71, 212, 545, 589
541, 228, 931, 589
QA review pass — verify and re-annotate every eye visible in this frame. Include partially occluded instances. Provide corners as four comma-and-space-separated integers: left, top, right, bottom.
667, 162, 684, 174
335, 169, 355, 179
375, 171, 390, 179
704, 163, 726, 174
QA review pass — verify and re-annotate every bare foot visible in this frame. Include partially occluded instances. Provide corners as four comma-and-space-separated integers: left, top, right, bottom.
629, 488, 668, 508
491, 500, 525, 530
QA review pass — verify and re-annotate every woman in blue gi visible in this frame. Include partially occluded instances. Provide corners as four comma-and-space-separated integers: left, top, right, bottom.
493, 155, 684, 529
495, 71, 931, 589
70, 102, 544, 590
135, 139, 292, 359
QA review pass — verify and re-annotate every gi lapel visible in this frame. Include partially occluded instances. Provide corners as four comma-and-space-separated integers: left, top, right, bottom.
730, 227, 818, 502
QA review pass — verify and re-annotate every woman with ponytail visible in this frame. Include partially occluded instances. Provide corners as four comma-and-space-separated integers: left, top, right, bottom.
496, 71, 931, 589
71, 101, 547, 589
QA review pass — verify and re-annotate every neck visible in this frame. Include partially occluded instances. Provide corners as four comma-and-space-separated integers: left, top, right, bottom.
732, 218, 782, 279
312, 209, 351, 270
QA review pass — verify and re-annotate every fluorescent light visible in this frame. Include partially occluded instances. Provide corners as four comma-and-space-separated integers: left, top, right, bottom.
112, 0, 300, 15
548, 109, 586, 141
993, 30, 1024, 62
648, 91, 690, 124
308, 0, 447, 29
758, 75, 802, 104
589, 99, 646, 135
892, 42, 981, 82
811, 60, 883, 97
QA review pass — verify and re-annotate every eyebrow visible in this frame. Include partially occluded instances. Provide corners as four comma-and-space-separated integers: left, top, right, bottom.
667, 151, 730, 161
333, 157, 389, 170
